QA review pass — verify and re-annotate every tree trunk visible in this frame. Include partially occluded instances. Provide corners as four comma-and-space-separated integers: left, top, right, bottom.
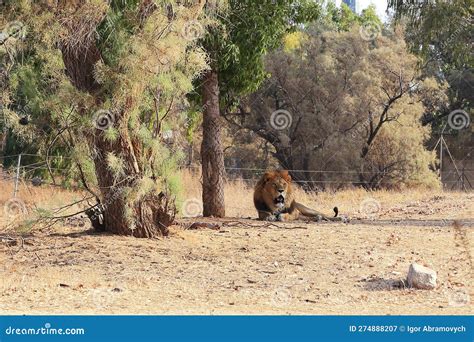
200, 69, 225, 217
60, 34, 174, 237
90, 131, 175, 237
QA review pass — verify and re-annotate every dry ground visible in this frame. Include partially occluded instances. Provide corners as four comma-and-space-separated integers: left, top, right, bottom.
0, 174, 473, 315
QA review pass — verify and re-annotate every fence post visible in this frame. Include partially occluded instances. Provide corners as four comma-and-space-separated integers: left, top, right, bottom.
13, 153, 21, 197
439, 135, 443, 188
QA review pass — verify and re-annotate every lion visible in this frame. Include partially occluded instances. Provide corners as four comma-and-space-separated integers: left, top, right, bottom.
253, 170, 346, 222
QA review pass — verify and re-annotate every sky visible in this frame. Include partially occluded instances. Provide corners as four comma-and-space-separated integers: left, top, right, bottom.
333, 0, 390, 21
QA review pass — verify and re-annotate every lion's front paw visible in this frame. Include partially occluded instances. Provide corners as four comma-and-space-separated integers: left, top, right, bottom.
266, 213, 282, 222
265, 214, 277, 222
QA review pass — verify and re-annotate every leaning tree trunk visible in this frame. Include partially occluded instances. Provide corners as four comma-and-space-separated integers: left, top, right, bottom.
60, 28, 174, 237
200, 69, 225, 217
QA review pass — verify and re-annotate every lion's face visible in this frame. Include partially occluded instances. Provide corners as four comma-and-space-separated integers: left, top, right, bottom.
262, 171, 292, 210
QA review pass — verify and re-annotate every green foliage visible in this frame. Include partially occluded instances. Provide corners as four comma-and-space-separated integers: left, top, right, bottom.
106, 152, 126, 178
197, 0, 321, 105
34, 207, 53, 218
15, 219, 35, 235
0, 4, 80, 175
283, 31, 309, 52
129, 176, 156, 203
1, 0, 208, 208
184, 107, 202, 142
104, 127, 120, 142
96, 1, 140, 68
388, 0, 473, 135
166, 172, 182, 198
316, 3, 382, 33
388, 0, 472, 69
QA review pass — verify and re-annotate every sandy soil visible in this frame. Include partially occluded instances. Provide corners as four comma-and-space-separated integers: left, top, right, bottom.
1, 190, 473, 315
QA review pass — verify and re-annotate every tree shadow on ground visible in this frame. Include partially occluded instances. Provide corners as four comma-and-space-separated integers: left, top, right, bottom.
49, 228, 115, 238
359, 276, 408, 291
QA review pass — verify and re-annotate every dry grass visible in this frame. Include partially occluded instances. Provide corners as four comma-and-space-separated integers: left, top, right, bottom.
0, 172, 473, 315
181, 169, 473, 221
0, 176, 87, 233
2, 170, 472, 226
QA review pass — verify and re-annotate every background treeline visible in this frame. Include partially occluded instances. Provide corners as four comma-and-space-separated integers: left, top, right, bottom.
0, 1, 472, 236
192, 1, 472, 190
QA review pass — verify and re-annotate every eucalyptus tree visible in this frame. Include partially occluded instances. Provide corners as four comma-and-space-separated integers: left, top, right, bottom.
388, 0, 473, 124
196, 0, 320, 217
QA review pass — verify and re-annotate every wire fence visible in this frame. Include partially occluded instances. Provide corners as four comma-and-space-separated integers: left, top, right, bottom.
0, 152, 472, 211
2, 153, 474, 193
1, 153, 473, 242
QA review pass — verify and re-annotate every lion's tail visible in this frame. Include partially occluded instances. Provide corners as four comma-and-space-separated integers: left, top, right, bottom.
294, 202, 339, 220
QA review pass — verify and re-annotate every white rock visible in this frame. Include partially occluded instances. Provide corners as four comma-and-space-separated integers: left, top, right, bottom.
407, 263, 437, 290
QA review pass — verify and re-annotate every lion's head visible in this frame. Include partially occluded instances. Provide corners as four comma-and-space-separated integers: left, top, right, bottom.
255, 170, 294, 212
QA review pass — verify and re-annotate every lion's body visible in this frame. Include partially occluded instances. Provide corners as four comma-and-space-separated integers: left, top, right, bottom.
253, 170, 343, 222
